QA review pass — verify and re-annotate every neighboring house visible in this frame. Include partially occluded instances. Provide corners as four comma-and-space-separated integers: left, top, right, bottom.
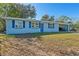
2, 17, 71, 34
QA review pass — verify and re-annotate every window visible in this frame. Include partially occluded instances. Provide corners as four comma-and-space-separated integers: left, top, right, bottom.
23, 21, 25, 28
48, 23, 54, 28
12, 20, 15, 28
35, 22, 39, 28
29, 21, 39, 28
12, 20, 25, 29
29, 21, 31, 28
32, 22, 35, 28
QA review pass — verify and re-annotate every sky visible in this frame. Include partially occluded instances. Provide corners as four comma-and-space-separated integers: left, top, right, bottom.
31, 3, 79, 21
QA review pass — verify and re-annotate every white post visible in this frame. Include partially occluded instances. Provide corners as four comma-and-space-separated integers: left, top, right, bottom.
68, 24, 70, 32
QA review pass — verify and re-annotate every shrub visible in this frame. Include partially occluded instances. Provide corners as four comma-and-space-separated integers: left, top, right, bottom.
0, 19, 5, 32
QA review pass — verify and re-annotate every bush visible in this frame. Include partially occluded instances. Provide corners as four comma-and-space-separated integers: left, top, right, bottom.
0, 19, 5, 32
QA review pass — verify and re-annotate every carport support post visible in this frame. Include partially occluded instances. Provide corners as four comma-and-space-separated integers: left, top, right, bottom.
68, 24, 70, 32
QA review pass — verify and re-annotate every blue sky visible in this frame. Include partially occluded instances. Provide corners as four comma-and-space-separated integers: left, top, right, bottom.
31, 3, 79, 21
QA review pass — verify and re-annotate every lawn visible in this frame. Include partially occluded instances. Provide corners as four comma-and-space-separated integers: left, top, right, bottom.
41, 33, 79, 47
1, 32, 79, 56
0, 34, 15, 39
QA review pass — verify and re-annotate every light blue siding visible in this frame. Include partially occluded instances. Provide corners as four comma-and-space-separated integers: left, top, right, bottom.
6, 19, 59, 34
43, 22, 59, 32
6, 20, 40, 34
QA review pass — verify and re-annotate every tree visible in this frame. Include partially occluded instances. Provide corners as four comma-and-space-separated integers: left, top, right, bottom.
17, 4, 36, 18
73, 21, 79, 29
58, 16, 72, 23
41, 14, 49, 21
49, 16, 54, 21
0, 3, 36, 18
0, 3, 17, 17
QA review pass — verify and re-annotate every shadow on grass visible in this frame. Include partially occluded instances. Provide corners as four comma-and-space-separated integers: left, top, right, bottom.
13, 32, 73, 38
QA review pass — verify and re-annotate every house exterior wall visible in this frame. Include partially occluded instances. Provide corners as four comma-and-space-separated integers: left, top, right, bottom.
43, 22, 59, 32
6, 19, 40, 34
6, 19, 59, 34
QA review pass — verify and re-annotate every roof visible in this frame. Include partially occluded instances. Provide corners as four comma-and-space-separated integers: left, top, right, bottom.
0, 17, 56, 23
0, 17, 39, 21
0, 17, 71, 24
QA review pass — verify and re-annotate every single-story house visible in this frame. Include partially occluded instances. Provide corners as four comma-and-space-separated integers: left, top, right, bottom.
2, 17, 72, 34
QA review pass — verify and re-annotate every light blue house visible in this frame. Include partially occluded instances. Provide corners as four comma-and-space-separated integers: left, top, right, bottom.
3, 17, 71, 34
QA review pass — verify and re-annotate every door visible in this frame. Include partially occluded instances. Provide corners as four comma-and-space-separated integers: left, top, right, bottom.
40, 23, 44, 32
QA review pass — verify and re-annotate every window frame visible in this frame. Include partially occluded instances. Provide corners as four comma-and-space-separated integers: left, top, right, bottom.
29, 21, 39, 28
48, 23, 54, 28
12, 20, 25, 29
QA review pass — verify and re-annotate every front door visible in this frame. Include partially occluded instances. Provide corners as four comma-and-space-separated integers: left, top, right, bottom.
40, 23, 44, 32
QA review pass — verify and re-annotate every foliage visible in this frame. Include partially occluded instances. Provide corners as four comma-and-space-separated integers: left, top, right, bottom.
73, 21, 79, 29
0, 21, 4, 32
41, 14, 55, 21
41, 14, 49, 21
58, 16, 72, 23
0, 18, 5, 32
26, 4, 36, 18
0, 3, 36, 18
49, 16, 54, 21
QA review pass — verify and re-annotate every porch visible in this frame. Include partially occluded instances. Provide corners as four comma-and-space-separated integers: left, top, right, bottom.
59, 24, 71, 32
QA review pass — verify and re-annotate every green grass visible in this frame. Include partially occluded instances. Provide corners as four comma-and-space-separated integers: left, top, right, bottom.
0, 34, 15, 39
0, 32, 77, 38
29, 32, 72, 37
40, 33, 79, 47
